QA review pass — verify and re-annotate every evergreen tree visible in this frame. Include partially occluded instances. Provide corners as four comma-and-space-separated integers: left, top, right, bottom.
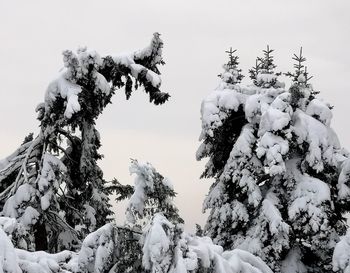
0, 33, 170, 252
0, 161, 274, 273
198, 47, 350, 272
218, 48, 244, 88
125, 160, 273, 273
249, 46, 282, 88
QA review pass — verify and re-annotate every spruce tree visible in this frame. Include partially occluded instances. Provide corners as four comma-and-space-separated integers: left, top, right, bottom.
198, 47, 350, 272
0, 33, 169, 252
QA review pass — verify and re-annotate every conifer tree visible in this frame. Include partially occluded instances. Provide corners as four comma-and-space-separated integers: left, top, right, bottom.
0, 33, 170, 252
198, 47, 350, 272
124, 160, 273, 273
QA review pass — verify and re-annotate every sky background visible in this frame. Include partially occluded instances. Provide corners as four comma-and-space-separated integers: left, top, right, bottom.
0, 0, 349, 231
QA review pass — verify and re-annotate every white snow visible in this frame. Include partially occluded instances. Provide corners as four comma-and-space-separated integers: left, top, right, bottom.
338, 159, 350, 200
142, 213, 174, 272
306, 99, 332, 126
292, 109, 339, 171
256, 132, 289, 175
45, 75, 82, 119
262, 192, 289, 235
126, 160, 174, 225
67, 223, 114, 273
200, 89, 246, 138
288, 161, 331, 232
333, 230, 350, 272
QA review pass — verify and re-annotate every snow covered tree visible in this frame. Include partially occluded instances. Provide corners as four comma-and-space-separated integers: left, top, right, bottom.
126, 159, 183, 227
198, 47, 350, 272
124, 160, 274, 273
0, 160, 274, 273
0, 33, 170, 252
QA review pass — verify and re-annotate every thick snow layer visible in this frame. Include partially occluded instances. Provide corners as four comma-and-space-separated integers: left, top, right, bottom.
259, 108, 291, 135
256, 132, 289, 175
2, 183, 38, 226
187, 235, 273, 273
142, 213, 174, 272
142, 213, 273, 273
288, 161, 331, 232
333, 230, 350, 272
306, 98, 332, 126
67, 223, 114, 273
0, 225, 75, 273
0, 217, 17, 234
262, 192, 289, 235
293, 109, 339, 171
0, 228, 22, 273
16, 249, 74, 273
199, 89, 246, 138
45, 75, 82, 119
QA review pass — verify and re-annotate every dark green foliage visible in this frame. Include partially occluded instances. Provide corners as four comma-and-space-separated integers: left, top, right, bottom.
200, 106, 247, 179
113, 179, 134, 202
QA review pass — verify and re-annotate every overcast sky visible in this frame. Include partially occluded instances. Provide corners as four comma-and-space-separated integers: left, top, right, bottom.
1, 0, 350, 231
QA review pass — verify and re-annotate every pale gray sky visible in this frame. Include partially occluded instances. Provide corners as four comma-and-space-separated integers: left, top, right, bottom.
1, 0, 350, 230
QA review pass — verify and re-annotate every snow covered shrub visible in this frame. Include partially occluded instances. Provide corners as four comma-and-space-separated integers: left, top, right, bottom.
198, 47, 350, 272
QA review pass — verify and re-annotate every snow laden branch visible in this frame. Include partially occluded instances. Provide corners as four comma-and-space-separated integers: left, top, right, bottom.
0, 33, 170, 252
